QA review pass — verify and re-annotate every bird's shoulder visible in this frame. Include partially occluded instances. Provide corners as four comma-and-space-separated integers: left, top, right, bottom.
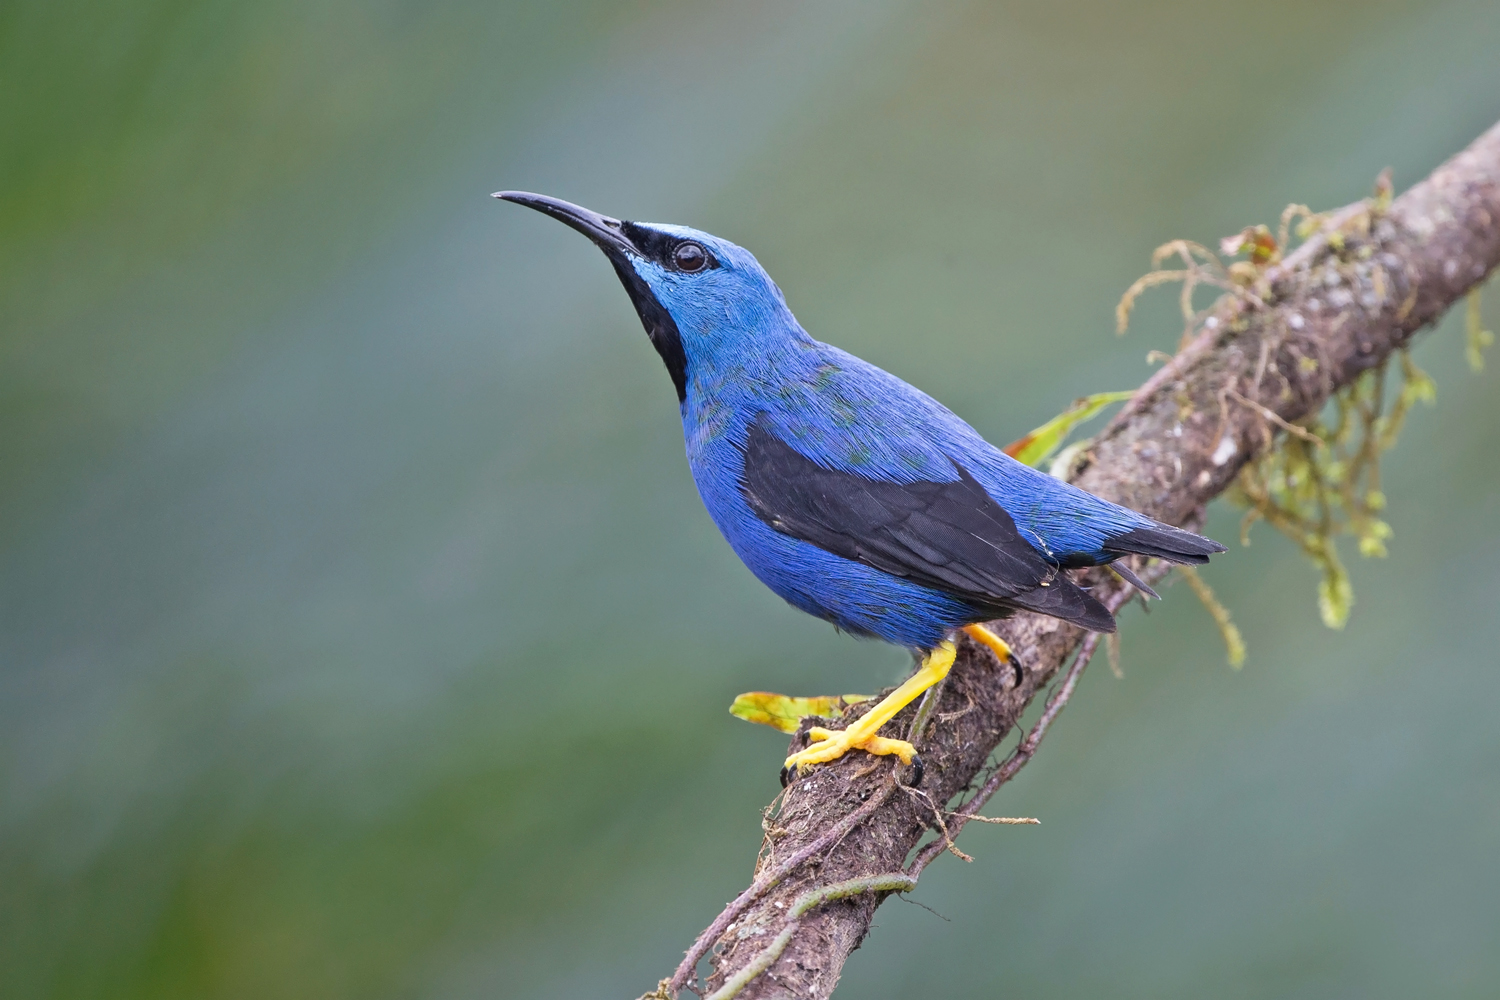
748, 344, 988, 483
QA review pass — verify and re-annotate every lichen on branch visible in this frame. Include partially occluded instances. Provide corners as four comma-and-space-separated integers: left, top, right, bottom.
1118, 187, 1489, 633
670, 119, 1500, 1000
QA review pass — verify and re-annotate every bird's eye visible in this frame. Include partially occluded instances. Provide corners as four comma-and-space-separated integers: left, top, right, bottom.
673, 241, 709, 272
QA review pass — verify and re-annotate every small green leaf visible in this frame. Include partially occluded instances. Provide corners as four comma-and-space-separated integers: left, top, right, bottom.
1466, 287, 1495, 373
1003, 391, 1135, 469
1356, 518, 1392, 558
1318, 560, 1354, 630
728, 692, 872, 734
1401, 369, 1437, 407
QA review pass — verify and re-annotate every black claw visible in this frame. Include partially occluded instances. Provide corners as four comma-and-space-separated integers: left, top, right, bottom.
904, 754, 925, 788
780, 765, 793, 788
1010, 657, 1024, 688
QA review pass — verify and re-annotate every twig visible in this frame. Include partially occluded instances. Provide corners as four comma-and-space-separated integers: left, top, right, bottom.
901, 785, 973, 863
907, 621, 1115, 877
1225, 387, 1324, 445
668, 780, 897, 995
702, 874, 918, 1000
951, 814, 1040, 825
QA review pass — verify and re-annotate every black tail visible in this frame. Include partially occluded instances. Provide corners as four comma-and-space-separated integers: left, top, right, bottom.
1102, 524, 1226, 566
1003, 572, 1118, 633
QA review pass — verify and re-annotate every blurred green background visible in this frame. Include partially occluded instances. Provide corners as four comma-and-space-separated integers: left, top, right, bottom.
4, 2, 1499, 997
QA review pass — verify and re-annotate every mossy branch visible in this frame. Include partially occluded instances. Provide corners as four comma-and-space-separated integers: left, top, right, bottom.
661, 118, 1500, 1000
700, 874, 918, 1000
1119, 192, 1489, 633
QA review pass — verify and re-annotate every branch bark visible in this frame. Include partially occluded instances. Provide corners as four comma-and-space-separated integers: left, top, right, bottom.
664, 117, 1500, 1000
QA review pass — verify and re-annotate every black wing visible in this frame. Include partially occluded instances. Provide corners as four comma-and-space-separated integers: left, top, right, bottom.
739, 420, 1116, 633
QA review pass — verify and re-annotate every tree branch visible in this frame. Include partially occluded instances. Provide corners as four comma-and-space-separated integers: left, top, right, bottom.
660, 117, 1500, 1000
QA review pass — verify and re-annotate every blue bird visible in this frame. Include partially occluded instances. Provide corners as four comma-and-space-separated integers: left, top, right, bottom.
495, 192, 1224, 783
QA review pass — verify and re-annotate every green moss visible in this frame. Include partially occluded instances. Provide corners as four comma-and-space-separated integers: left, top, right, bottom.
1115, 182, 1488, 653
1229, 351, 1433, 629
1467, 287, 1495, 373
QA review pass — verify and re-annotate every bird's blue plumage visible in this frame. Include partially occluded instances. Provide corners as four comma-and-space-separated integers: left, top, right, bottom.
496, 195, 1225, 651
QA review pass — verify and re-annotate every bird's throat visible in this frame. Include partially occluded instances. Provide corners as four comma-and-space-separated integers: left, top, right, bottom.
605, 255, 689, 404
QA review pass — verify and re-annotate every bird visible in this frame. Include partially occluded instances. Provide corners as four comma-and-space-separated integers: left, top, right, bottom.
494, 191, 1225, 785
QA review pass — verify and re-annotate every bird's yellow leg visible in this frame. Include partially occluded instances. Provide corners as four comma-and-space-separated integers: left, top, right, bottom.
962, 623, 1015, 664
782, 641, 956, 777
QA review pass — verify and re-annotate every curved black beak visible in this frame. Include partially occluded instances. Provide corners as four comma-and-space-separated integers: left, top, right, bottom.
492, 189, 692, 404
492, 191, 635, 256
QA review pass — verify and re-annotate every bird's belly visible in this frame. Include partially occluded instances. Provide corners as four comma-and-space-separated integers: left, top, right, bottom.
686, 445, 975, 650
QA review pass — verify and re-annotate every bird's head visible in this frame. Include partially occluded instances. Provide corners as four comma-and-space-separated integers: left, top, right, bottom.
495, 191, 801, 403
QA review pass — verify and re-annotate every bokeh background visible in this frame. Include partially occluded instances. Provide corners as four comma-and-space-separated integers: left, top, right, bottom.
4, 2, 1500, 997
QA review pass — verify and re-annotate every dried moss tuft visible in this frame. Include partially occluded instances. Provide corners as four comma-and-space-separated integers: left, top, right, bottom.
1117, 181, 1490, 653
1228, 352, 1433, 629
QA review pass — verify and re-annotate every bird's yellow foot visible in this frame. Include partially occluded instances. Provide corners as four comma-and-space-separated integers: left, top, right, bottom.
782, 728, 922, 789
787, 727, 918, 767
781, 642, 956, 788
962, 623, 1016, 664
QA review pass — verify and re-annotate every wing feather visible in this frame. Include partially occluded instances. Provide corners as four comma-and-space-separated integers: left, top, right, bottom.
740, 419, 1115, 633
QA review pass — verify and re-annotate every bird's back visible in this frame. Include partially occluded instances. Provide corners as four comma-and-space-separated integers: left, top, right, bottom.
689, 340, 1152, 562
